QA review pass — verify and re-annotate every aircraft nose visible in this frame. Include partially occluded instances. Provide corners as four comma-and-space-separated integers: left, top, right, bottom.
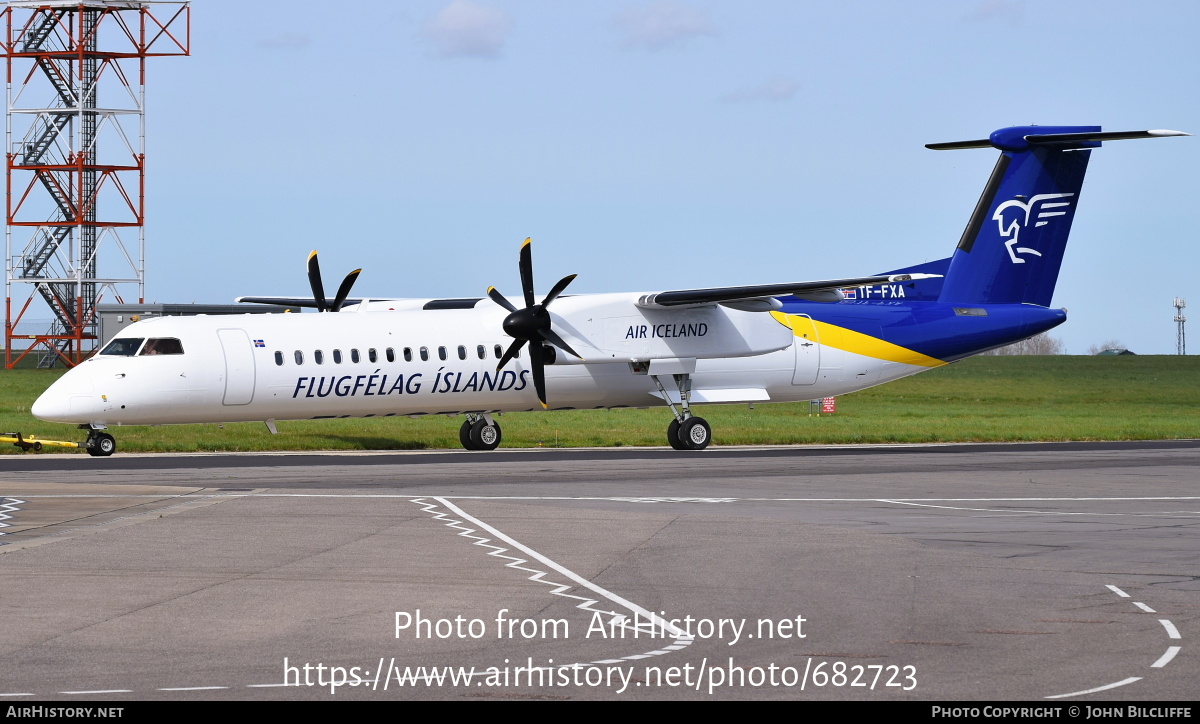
31, 370, 96, 423
30, 389, 72, 422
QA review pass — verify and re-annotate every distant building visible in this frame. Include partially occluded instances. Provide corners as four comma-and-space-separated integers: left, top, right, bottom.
1096, 348, 1137, 356
97, 303, 294, 347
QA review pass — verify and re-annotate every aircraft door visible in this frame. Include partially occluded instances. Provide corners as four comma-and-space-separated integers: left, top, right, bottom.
790, 314, 820, 385
217, 328, 256, 405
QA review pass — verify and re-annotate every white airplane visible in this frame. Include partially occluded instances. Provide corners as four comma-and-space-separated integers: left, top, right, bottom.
30, 125, 1186, 456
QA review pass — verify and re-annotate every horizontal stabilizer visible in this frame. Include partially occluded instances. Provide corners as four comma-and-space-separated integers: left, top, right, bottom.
928, 127, 1189, 152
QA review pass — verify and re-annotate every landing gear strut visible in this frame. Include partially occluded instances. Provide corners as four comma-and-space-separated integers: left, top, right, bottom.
653, 373, 711, 450
459, 414, 502, 451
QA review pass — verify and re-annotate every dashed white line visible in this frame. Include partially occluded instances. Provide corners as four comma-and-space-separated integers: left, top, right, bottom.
60, 690, 131, 695
1047, 585, 1184, 699
0, 693, 34, 697
420, 496, 694, 668
1151, 646, 1181, 668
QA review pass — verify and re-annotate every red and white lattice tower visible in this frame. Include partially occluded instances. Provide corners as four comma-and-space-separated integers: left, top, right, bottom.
3, 0, 189, 368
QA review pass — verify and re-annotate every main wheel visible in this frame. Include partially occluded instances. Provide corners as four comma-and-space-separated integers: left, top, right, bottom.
469, 418, 502, 451
666, 419, 687, 450
87, 432, 116, 457
678, 417, 711, 450
459, 419, 477, 450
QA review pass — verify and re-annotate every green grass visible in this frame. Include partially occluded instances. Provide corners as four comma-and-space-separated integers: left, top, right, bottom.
2, 356, 1198, 454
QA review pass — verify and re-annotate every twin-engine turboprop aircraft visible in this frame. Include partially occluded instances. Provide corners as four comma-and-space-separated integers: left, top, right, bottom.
31, 125, 1187, 456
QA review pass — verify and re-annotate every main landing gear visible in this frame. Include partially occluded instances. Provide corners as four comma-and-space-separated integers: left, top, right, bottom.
83, 427, 116, 457
652, 373, 711, 451
459, 414, 502, 451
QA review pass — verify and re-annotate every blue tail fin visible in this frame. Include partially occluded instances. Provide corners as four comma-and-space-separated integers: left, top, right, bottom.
932, 126, 1186, 306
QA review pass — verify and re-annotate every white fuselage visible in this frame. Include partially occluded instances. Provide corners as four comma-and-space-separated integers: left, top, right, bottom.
31, 294, 926, 427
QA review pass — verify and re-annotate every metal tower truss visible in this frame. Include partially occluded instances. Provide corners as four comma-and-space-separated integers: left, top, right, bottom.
2, 0, 188, 368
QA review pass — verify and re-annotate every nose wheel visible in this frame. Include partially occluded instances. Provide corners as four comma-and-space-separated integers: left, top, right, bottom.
459, 415, 502, 451
86, 431, 116, 457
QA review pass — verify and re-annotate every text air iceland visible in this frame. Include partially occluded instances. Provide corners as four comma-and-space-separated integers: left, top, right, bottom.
626, 322, 708, 340
292, 368, 530, 399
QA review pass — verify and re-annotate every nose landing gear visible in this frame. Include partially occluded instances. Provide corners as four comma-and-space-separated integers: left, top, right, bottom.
83, 428, 116, 457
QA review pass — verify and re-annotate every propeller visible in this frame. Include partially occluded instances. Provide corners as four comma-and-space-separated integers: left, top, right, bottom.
307, 250, 361, 312
487, 238, 582, 408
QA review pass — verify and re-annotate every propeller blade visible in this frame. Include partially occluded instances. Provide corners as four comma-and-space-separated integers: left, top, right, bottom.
330, 268, 362, 312
496, 339, 526, 371
529, 340, 548, 409
541, 273, 577, 307
307, 250, 328, 313
539, 327, 583, 360
487, 286, 518, 313
518, 237, 536, 308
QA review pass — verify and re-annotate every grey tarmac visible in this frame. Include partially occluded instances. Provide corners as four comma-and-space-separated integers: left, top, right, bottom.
0, 440, 1196, 700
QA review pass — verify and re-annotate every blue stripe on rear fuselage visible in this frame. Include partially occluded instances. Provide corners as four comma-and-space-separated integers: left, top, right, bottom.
778, 298, 1066, 363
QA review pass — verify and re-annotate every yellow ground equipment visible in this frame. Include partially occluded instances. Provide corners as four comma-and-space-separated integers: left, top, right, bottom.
2, 432, 81, 452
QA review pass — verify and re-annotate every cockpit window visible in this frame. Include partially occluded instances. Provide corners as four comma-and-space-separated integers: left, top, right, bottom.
139, 338, 184, 356
99, 338, 144, 356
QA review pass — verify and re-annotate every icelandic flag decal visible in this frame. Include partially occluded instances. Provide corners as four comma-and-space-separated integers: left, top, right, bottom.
254, 339, 266, 347
841, 288, 857, 300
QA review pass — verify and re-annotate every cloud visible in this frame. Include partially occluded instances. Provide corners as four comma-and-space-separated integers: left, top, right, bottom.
255, 33, 311, 50
613, 1, 716, 51
962, 0, 1025, 25
721, 78, 799, 104
424, 1, 512, 59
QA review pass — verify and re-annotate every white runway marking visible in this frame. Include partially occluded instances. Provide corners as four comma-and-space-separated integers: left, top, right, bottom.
1151, 646, 1181, 668
413, 496, 693, 668
1046, 676, 1142, 699
0, 497, 25, 538
159, 686, 229, 691
1046, 586, 1184, 699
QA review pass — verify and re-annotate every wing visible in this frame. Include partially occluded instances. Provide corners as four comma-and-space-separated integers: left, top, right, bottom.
637, 273, 942, 310
235, 296, 361, 309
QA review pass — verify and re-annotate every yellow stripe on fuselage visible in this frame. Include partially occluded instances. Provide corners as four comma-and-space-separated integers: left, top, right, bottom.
770, 312, 946, 368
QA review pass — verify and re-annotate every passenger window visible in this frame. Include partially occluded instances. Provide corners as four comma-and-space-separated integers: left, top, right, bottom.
333, 349, 342, 364
368, 348, 377, 363
351, 349, 360, 364
100, 338, 144, 356
477, 345, 485, 360
294, 350, 304, 365
314, 350, 324, 365
419, 346, 428, 362
438, 346, 447, 361
139, 338, 184, 356
403, 347, 412, 362
275, 351, 284, 366
386, 348, 395, 363
494, 344, 502, 359
457, 345, 466, 360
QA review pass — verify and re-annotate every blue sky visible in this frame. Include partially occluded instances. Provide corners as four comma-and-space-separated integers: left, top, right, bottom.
112, 1, 1200, 353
